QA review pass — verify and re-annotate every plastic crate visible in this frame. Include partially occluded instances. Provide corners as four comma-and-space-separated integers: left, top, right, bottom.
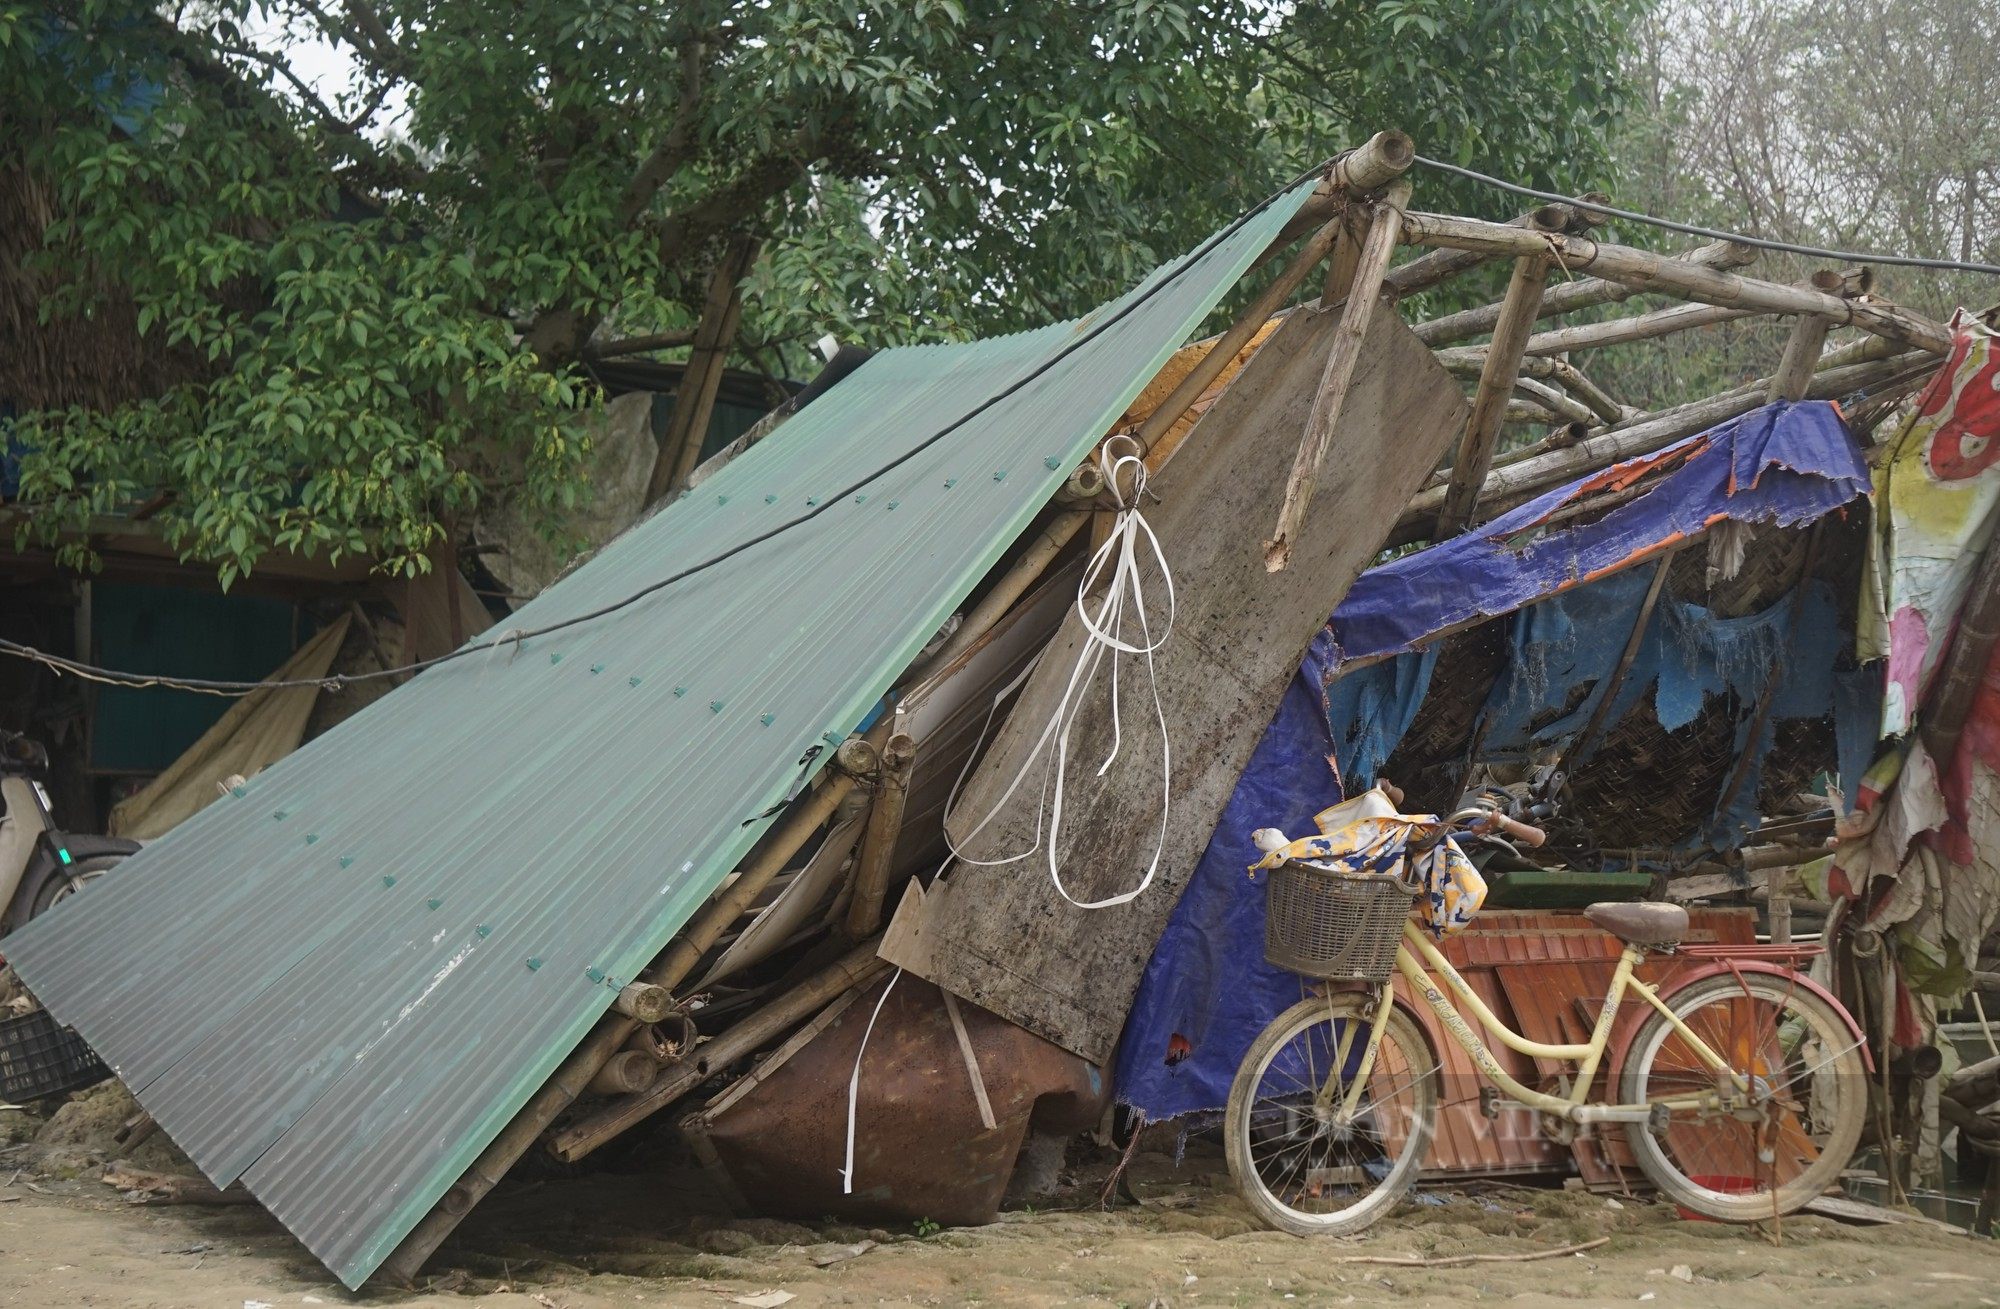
0, 1008, 109, 1101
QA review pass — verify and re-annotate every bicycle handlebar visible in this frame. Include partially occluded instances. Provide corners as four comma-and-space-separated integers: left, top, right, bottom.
1490, 813, 1547, 848
1447, 806, 1547, 848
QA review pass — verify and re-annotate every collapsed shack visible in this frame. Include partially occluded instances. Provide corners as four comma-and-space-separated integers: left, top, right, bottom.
5, 130, 1994, 1283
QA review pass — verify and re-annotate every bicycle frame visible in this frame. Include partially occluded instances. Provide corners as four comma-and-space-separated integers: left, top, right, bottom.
1329, 919, 1739, 1127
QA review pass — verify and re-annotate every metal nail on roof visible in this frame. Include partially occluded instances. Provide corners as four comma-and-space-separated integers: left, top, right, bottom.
3, 178, 1316, 1289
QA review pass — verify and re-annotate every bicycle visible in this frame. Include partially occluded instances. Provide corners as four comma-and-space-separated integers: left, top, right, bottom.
1224, 788, 1870, 1236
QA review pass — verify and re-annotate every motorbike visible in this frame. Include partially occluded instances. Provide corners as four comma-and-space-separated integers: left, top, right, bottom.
0, 730, 139, 936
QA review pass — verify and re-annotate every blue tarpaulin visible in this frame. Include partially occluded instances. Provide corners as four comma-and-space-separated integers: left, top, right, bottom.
1323, 401, 1869, 669
1114, 401, 1874, 1123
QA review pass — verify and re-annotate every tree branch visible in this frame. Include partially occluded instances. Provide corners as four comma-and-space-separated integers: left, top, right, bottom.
613, 40, 707, 229
655, 122, 840, 273
584, 329, 697, 359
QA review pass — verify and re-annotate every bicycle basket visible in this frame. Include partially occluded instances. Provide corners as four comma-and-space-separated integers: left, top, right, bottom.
1263, 858, 1418, 981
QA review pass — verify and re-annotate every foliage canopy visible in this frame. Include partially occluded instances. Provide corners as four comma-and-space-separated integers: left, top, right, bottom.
3, 0, 1639, 583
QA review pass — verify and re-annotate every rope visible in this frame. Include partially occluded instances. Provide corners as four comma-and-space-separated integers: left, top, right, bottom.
1413, 155, 2000, 277
940, 440, 1175, 910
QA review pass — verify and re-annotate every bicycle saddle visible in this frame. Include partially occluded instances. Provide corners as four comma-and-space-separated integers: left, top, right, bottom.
1584, 900, 1688, 948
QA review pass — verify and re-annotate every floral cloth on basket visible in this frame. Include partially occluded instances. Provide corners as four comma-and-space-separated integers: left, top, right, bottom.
1249, 786, 1487, 939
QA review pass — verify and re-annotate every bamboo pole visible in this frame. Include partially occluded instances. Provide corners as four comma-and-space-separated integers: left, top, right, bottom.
546, 939, 891, 1163
1437, 350, 1628, 421
1413, 239, 1758, 346
1503, 399, 1567, 426
1522, 301, 1761, 356
1395, 352, 1934, 535
1331, 130, 1416, 193
1321, 203, 1371, 305
842, 732, 916, 940
1398, 212, 1952, 354
646, 235, 760, 505
1435, 251, 1553, 536
1265, 180, 1413, 573
1377, 204, 1578, 300
1514, 376, 1595, 426
613, 982, 674, 1023
1251, 131, 1414, 263
1545, 359, 1629, 423
902, 508, 1091, 684
1816, 333, 1903, 372
1134, 214, 1349, 467
1768, 315, 1834, 403
588, 1050, 660, 1097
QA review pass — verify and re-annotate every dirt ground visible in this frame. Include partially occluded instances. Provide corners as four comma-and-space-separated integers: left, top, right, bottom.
3, 1084, 1998, 1309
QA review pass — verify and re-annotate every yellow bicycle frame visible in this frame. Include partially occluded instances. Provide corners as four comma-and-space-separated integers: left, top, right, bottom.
1330, 919, 1737, 1124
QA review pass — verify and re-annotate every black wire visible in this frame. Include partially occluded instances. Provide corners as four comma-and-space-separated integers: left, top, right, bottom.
0, 156, 1338, 698
1413, 155, 2000, 278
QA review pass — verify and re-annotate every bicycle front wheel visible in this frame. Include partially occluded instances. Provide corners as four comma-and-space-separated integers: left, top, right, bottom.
1224, 990, 1438, 1237
1622, 972, 1867, 1220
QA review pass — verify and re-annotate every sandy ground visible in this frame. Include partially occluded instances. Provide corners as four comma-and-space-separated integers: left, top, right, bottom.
4, 1088, 1999, 1309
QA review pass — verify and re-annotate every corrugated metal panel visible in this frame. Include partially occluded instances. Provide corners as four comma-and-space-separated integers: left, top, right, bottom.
1392, 909, 1759, 1180
1476, 908, 1756, 1187
3, 179, 1317, 1289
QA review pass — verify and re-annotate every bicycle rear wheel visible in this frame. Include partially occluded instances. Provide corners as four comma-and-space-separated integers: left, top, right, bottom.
1621, 972, 1867, 1220
1224, 991, 1437, 1236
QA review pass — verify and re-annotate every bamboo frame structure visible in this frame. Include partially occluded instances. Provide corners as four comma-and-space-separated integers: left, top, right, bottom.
1413, 238, 1759, 346
1399, 212, 1952, 353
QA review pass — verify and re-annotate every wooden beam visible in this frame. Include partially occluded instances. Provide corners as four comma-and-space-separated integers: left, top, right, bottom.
1767, 313, 1834, 403
1265, 180, 1412, 572
1399, 212, 1952, 354
1435, 252, 1552, 536
1413, 239, 1758, 346
645, 234, 760, 506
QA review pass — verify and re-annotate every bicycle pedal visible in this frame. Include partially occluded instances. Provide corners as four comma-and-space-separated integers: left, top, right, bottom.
1480, 1087, 1500, 1120
1647, 1102, 1670, 1135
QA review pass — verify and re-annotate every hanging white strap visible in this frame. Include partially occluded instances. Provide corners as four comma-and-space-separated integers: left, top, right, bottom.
840, 967, 903, 1195
940, 441, 1176, 910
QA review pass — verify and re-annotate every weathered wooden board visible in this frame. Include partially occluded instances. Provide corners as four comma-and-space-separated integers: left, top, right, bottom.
882, 303, 1469, 1062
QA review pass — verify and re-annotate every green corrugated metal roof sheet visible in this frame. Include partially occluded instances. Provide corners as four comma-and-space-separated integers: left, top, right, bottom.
3, 179, 1315, 1288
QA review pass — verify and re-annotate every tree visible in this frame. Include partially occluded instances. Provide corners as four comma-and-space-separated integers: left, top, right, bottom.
2, 0, 1641, 586
1580, 0, 1999, 411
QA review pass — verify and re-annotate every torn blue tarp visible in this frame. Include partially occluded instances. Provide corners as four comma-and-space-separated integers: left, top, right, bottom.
1114, 400, 1873, 1124
1324, 401, 1870, 669
1473, 570, 1864, 842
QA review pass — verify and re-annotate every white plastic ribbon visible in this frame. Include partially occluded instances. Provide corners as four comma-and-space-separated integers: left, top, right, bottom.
840, 966, 903, 1195
940, 439, 1176, 909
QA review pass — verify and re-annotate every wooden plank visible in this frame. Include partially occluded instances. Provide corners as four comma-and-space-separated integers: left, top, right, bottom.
885, 306, 1467, 1061
1434, 253, 1551, 537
